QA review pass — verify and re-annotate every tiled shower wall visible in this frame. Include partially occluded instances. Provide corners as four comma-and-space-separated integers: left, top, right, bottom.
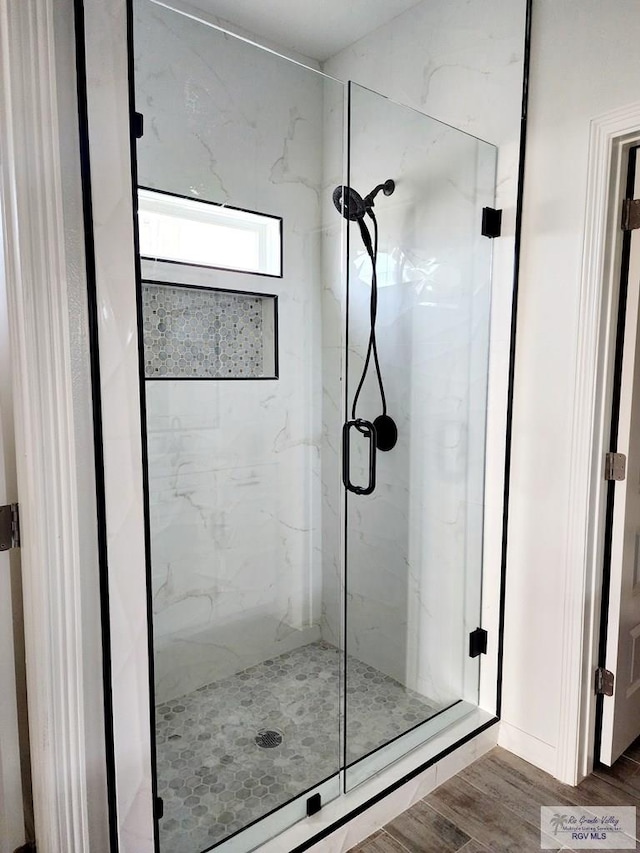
344, 95, 495, 704
134, 0, 343, 703
321, 0, 526, 699
320, 81, 496, 704
134, 0, 525, 713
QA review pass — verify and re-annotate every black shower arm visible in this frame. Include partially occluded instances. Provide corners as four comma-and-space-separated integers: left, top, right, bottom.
364, 179, 396, 211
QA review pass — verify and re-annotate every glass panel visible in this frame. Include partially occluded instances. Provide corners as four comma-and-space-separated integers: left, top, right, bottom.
132, 2, 345, 850
343, 82, 496, 787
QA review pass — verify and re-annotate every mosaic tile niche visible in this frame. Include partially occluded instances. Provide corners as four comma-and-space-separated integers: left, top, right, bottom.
142, 281, 277, 379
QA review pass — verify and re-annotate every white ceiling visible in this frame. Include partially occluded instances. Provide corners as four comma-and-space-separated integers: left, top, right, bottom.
184, 0, 423, 62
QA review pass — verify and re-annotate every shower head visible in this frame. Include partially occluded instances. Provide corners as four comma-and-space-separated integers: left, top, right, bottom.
332, 179, 395, 221
332, 185, 366, 221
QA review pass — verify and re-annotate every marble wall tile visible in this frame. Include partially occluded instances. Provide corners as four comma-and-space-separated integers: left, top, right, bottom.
93, 0, 522, 848
323, 0, 526, 714
319, 84, 495, 712
323, 0, 524, 204
134, 0, 345, 696
319, 80, 348, 652
134, 0, 521, 827
85, 0, 156, 848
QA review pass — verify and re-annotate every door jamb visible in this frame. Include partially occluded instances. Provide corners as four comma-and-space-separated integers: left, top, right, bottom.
0, 0, 110, 848
558, 103, 640, 785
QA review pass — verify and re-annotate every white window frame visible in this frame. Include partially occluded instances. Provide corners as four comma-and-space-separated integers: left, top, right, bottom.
137, 187, 283, 277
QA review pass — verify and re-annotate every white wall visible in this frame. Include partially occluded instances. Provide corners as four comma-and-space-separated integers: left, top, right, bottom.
134, 0, 345, 702
324, 0, 526, 714
501, 0, 640, 774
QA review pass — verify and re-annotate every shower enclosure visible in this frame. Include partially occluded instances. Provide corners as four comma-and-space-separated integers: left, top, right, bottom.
132, 2, 496, 851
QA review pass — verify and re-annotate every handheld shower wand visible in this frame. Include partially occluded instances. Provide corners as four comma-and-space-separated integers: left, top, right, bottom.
333, 179, 398, 454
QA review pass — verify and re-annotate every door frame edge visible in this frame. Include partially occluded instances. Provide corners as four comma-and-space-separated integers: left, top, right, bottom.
557, 101, 640, 785
0, 0, 110, 848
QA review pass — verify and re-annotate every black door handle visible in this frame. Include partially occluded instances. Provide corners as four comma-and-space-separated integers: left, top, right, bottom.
342, 419, 377, 495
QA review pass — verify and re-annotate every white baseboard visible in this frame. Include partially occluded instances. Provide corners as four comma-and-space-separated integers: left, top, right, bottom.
497, 721, 557, 777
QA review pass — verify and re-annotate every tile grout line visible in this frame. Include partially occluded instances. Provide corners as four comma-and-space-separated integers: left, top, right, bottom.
405, 796, 488, 849
422, 765, 571, 852
453, 835, 485, 853
352, 744, 640, 852
378, 826, 413, 853
380, 822, 472, 853
459, 756, 640, 851
156, 641, 442, 852
380, 796, 476, 853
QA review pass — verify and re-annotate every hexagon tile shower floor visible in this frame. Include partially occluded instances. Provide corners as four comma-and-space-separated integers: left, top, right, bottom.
155, 642, 438, 852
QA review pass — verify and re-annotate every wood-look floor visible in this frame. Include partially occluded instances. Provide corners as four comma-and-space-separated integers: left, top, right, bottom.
349, 741, 640, 853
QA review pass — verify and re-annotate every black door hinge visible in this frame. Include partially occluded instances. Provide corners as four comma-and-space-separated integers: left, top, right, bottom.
469, 627, 488, 658
621, 198, 640, 231
155, 796, 164, 820
133, 111, 144, 139
0, 503, 20, 551
481, 207, 502, 238
306, 793, 321, 816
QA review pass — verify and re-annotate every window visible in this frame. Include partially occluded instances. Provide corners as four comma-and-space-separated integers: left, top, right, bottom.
137, 188, 282, 277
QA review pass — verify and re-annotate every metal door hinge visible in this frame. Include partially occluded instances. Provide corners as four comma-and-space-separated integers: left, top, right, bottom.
621, 198, 640, 231
469, 627, 488, 658
155, 796, 164, 820
595, 667, 614, 696
605, 452, 626, 481
481, 207, 502, 238
0, 503, 20, 551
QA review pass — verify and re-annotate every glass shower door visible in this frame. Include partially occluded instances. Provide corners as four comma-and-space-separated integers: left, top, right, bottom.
342, 82, 497, 787
133, 3, 346, 850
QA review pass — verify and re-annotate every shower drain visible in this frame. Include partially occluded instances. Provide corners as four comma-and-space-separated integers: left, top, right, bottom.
255, 729, 283, 749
